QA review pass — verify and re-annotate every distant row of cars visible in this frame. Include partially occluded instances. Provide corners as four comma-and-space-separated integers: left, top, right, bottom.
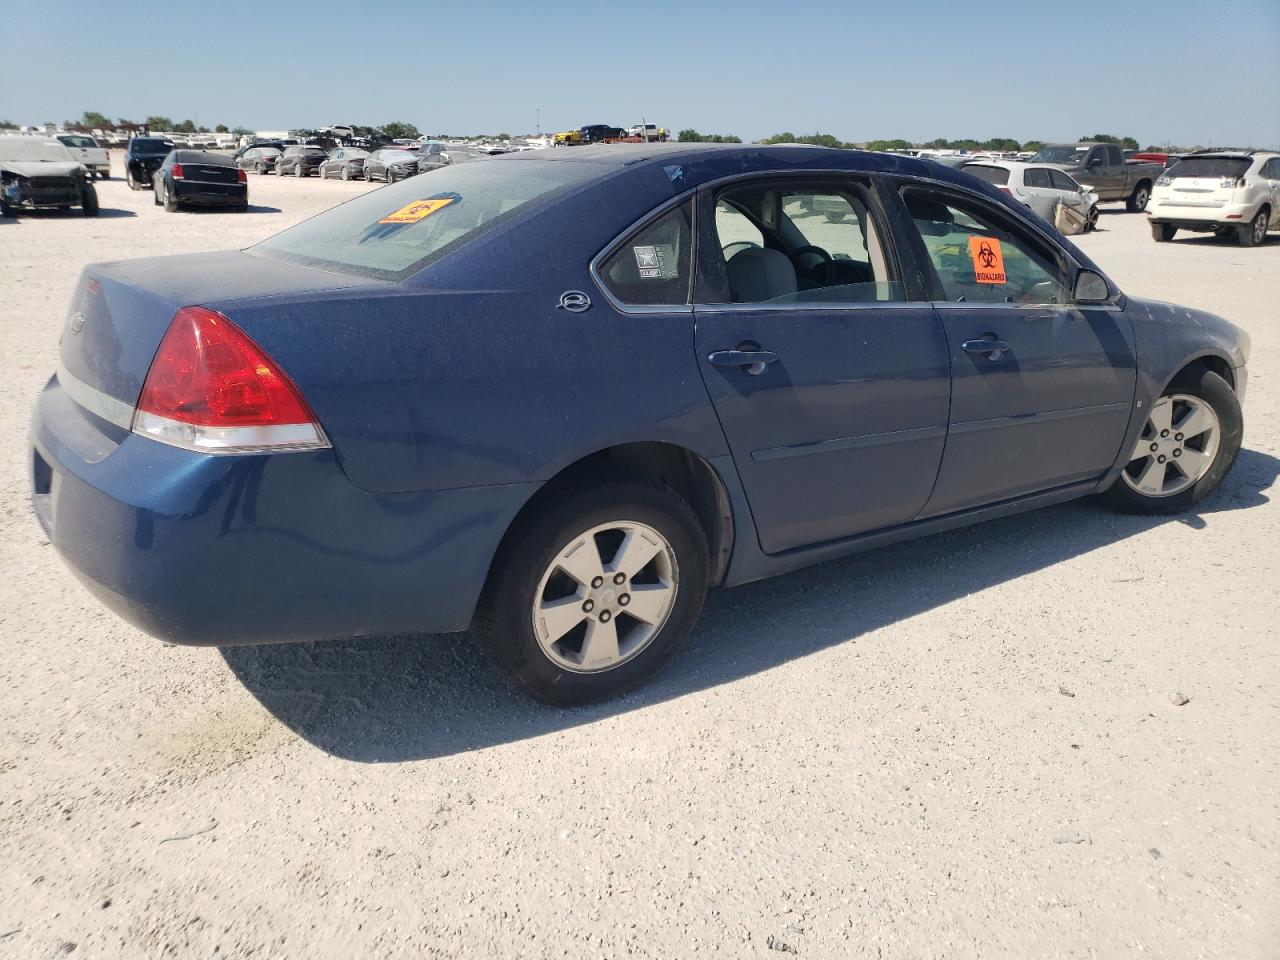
234, 141, 452, 182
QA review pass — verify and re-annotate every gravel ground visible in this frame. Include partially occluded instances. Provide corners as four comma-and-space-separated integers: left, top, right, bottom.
2, 158, 1278, 959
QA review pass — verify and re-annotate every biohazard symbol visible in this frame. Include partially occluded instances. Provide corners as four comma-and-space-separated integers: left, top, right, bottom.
967, 236, 1007, 284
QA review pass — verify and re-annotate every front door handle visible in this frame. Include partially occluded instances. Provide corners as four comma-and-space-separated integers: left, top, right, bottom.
707, 349, 779, 375
961, 338, 1011, 361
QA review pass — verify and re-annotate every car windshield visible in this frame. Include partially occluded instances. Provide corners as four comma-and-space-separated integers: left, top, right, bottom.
963, 164, 1010, 186
1163, 157, 1252, 179
1030, 146, 1089, 164
0, 140, 76, 162
131, 139, 173, 155
251, 159, 601, 279
303, 146, 326, 155
59, 136, 97, 148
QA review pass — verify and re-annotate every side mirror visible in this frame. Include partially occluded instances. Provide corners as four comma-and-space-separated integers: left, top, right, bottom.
1074, 269, 1110, 303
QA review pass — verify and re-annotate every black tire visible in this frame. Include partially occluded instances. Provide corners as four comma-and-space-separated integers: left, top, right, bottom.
1151, 223, 1176, 242
99, 169, 110, 180
1100, 368, 1242, 515
153, 183, 161, 206
1126, 181, 1151, 213
126, 168, 139, 191
1237, 207, 1269, 247
254, 162, 265, 175
80, 184, 99, 217
1085, 206, 1099, 232
474, 474, 710, 705
387, 169, 397, 184
0, 196, 16, 218
162, 181, 179, 213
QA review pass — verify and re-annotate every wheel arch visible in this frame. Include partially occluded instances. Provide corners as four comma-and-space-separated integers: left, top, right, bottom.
1166, 351, 1236, 393
483, 441, 736, 596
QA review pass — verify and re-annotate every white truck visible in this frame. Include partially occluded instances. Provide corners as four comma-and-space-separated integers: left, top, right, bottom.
56, 134, 110, 180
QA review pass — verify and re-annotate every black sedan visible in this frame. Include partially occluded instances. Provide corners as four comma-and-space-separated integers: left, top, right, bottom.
363, 148, 419, 183
318, 147, 370, 181
152, 150, 247, 212
277, 145, 328, 177
124, 136, 176, 189
237, 146, 282, 175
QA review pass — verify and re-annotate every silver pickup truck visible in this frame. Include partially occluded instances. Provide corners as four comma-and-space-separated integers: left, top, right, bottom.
1029, 142, 1162, 212
56, 134, 111, 180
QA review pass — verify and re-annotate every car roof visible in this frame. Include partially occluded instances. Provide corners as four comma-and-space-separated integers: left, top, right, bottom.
0, 135, 60, 144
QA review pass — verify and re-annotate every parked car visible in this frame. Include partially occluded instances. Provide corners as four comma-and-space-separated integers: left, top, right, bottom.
237, 146, 282, 175
56, 134, 111, 180
0, 136, 98, 217
363, 148, 420, 182
31, 144, 1249, 704
124, 136, 175, 189
318, 147, 370, 180
152, 150, 248, 212
553, 129, 581, 146
626, 123, 668, 142
579, 124, 627, 144
1029, 142, 1161, 211
963, 161, 1099, 230
1148, 151, 1280, 247
277, 144, 328, 177
411, 141, 452, 172
232, 140, 295, 162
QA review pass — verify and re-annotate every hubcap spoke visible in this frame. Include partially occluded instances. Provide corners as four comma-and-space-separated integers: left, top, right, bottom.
1129, 435, 1155, 463
609, 528, 664, 578
1148, 397, 1173, 434
579, 618, 620, 667
1133, 456, 1168, 495
556, 537, 604, 589
623, 583, 674, 625
1174, 404, 1213, 441
1176, 446, 1211, 479
537, 595, 587, 643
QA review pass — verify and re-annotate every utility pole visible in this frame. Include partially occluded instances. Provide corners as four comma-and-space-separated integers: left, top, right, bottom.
536, 108, 540, 137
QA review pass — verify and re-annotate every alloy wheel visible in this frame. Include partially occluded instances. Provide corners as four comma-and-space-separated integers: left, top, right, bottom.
1252, 211, 1268, 245
532, 520, 678, 673
1121, 394, 1219, 497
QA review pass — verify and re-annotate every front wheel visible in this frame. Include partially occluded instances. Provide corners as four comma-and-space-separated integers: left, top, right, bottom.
1085, 205, 1099, 232
341, 165, 351, 181
1126, 182, 1151, 212
126, 168, 139, 191
1101, 368, 1242, 515
81, 184, 99, 217
474, 475, 709, 705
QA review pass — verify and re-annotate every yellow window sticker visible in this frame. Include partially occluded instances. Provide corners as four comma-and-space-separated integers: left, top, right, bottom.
380, 197, 456, 224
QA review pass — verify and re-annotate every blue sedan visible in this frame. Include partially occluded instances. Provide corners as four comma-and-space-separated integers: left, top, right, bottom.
31, 145, 1249, 704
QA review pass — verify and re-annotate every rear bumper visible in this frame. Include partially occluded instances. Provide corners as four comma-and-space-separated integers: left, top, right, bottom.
31, 376, 537, 645
172, 181, 247, 206
1148, 199, 1262, 228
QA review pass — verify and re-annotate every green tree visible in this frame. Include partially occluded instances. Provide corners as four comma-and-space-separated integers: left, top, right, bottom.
1081, 133, 1138, 150
865, 138, 914, 152
1021, 139, 1045, 153
980, 137, 1021, 152
214, 123, 229, 133
0, 119, 16, 129
379, 121, 421, 140
78, 111, 111, 129
678, 129, 742, 143
172, 119, 197, 133
677, 128, 702, 142
765, 132, 849, 148
145, 115, 173, 130
231, 126, 252, 137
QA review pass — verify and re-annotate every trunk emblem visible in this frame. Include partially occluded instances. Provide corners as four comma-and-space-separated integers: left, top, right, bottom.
69, 312, 86, 333
557, 291, 591, 313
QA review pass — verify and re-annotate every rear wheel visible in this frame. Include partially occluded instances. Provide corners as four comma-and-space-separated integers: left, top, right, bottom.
1126, 181, 1151, 212
99, 168, 110, 180
1151, 223, 1176, 242
255, 162, 265, 175
162, 180, 179, 213
1237, 207, 1269, 247
474, 475, 709, 705
341, 165, 351, 181
1101, 368, 1241, 514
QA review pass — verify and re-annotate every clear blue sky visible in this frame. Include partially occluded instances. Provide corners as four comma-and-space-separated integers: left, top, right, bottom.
4, 0, 1278, 147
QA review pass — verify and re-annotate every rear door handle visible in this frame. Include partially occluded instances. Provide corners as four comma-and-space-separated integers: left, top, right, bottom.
961, 338, 1010, 361
707, 349, 779, 375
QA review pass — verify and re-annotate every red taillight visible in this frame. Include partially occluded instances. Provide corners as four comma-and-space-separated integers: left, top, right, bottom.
171, 162, 185, 179
997, 186, 1012, 194
133, 306, 327, 454
236, 168, 247, 183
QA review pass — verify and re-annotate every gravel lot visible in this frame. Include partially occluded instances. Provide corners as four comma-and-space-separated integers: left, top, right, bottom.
2, 156, 1278, 959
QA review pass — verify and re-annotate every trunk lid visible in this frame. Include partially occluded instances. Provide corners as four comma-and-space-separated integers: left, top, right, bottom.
59, 251, 373, 417
180, 161, 241, 184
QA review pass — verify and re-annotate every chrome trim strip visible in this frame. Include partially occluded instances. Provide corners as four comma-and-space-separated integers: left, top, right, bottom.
132, 412, 331, 455
752, 424, 946, 462
56, 363, 135, 429
948, 401, 1130, 436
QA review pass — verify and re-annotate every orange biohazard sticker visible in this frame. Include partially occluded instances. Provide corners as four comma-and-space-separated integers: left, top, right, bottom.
379, 197, 456, 224
968, 236, 1007, 284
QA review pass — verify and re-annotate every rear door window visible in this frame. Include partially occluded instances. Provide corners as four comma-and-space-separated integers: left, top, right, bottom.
1024, 168, 1052, 189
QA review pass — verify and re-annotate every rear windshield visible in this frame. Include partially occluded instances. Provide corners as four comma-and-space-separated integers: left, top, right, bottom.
250, 159, 600, 279
963, 164, 1010, 186
175, 150, 233, 165
303, 146, 326, 155
1029, 145, 1088, 164
131, 139, 173, 155
1164, 157, 1251, 179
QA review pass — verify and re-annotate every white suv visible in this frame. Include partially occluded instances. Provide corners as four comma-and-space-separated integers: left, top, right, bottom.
1148, 151, 1280, 246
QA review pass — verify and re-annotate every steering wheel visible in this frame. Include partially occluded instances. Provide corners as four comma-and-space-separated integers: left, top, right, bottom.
790, 244, 833, 287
